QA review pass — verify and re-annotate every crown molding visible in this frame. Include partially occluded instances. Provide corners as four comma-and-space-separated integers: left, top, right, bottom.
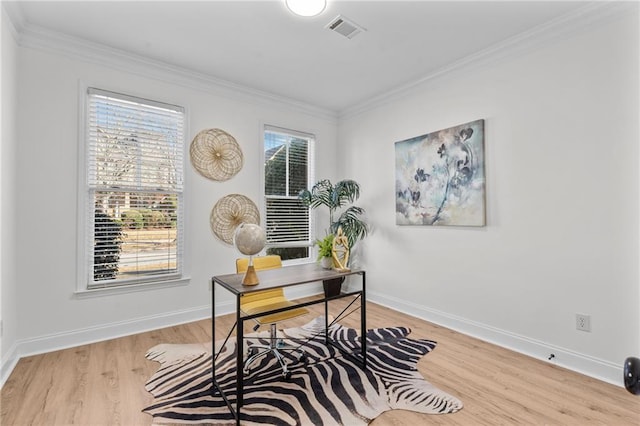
9, 15, 338, 123
4, 1, 634, 125
339, 1, 637, 120
1, 1, 23, 42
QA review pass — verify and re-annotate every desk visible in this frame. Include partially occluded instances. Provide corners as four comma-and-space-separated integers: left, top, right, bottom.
211, 263, 366, 424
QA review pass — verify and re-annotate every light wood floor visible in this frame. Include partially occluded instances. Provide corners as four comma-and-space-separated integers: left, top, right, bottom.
2, 299, 639, 425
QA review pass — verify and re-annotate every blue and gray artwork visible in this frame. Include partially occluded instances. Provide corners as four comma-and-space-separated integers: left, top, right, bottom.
395, 119, 485, 226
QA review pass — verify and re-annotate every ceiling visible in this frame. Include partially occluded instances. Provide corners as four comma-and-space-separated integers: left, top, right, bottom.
7, 1, 591, 112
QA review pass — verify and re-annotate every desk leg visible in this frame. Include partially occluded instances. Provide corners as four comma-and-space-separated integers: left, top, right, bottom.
324, 296, 329, 344
211, 279, 217, 394
236, 295, 244, 414
361, 272, 367, 368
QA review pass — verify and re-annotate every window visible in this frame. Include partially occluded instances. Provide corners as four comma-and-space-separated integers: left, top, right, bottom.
83, 88, 185, 289
264, 125, 314, 262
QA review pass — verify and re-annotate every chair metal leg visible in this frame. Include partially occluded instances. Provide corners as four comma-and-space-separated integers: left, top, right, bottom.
243, 323, 306, 379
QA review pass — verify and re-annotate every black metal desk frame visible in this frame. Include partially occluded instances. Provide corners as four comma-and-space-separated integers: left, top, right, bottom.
211, 263, 366, 425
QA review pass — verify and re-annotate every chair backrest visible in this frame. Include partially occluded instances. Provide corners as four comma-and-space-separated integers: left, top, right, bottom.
236, 255, 285, 305
236, 255, 282, 273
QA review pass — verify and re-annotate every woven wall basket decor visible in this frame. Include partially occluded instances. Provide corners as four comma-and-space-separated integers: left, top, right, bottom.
190, 128, 244, 181
210, 194, 260, 244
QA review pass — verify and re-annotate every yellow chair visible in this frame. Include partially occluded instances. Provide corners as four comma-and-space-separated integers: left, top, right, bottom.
236, 255, 309, 379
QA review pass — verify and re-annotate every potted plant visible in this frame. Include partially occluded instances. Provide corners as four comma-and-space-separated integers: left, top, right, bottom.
316, 234, 335, 269
299, 179, 369, 250
299, 179, 369, 296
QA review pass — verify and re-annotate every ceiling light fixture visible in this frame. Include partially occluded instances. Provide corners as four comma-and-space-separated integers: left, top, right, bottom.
285, 0, 326, 17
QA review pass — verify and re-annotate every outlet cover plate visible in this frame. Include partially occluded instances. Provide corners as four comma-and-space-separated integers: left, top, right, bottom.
576, 314, 591, 332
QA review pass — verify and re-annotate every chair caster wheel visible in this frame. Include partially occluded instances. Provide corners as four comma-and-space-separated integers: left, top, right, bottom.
298, 354, 307, 363
283, 371, 292, 380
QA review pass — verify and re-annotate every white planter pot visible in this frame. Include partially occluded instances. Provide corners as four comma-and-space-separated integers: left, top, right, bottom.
320, 257, 333, 269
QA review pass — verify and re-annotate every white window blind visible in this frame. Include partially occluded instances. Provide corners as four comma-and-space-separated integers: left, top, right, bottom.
86, 88, 185, 288
264, 126, 314, 261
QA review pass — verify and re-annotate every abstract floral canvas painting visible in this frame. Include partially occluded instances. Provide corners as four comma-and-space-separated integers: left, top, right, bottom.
395, 119, 485, 226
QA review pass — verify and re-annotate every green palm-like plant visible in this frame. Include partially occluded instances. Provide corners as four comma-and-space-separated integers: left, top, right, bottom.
298, 179, 369, 250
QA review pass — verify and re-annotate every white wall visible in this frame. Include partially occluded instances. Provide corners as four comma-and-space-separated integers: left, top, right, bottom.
1, 25, 337, 379
1, 8, 20, 382
339, 9, 639, 385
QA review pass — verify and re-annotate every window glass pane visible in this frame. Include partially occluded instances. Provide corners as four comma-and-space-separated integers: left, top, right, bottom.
264, 132, 287, 196
88, 94, 183, 191
265, 197, 309, 243
288, 138, 308, 195
93, 190, 179, 282
266, 246, 309, 260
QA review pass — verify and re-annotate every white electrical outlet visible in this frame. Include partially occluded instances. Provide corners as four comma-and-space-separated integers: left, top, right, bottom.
576, 314, 591, 332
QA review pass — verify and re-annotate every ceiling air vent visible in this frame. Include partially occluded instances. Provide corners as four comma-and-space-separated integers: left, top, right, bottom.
326, 15, 365, 39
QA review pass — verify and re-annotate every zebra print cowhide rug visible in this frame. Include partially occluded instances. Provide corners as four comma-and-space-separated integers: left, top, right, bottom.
144, 317, 462, 425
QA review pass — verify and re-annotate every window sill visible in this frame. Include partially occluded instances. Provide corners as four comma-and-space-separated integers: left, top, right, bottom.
282, 258, 316, 267
74, 277, 191, 299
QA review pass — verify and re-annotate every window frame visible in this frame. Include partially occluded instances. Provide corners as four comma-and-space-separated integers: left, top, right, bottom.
76, 85, 189, 296
262, 124, 315, 265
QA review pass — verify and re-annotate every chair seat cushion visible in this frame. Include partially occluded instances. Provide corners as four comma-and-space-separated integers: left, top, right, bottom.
241, 297, 309, 325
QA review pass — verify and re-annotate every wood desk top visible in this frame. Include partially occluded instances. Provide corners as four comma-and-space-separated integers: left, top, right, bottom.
212, 262, 364, 295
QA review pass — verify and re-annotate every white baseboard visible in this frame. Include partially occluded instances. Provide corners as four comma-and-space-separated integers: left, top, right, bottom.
0, 283, 324, 387
367, 290, 623, 388
1, 342, 20, 388
8, 284, 614, 391
0, 305, 210, 387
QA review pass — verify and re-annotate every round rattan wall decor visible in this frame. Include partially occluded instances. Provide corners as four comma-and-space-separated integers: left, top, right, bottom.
210, 194, 260, 244
190, 128, 243, 181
